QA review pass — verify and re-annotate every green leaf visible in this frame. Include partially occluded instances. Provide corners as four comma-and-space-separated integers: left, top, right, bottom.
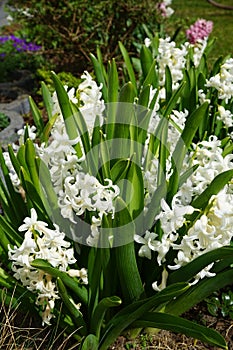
0, 215, 23, 247
19, 167, 50, 222
87, 248, 102, 319
111, 158, 131, 185
81, 334, 99, 350
0, 148, 26, 225
138, 85, 151, 108
25, 139, 40, 192
107, 59, 119, 103
0, 225, 11, 254
111, 157, 144, 223
179, 164, 199, 187
157, 117, 169, 187
90, 296, 122, 338
7, 144, 21, 175
90, 53, 108, 102
41, 113, 58, 143
131, 312, 227, 349
142, 59, 158, 88
165, 66, 172, 101
166, 268, 233, 321
71, 103, 91, 156
113, 197, 144, 302
163, 81, 186, 119
41, 81, 53, 120
97, 46, 107, 82
191, 169, 233, 211
51, 72, 82, 158
35, 157, 62, 223
143, 181, 167, 232
119, 41, 137, 92
168, 246, 233, 285
16, 144, 29, 171
99, 282, 189, 350
140, 45, 153, 80
119, 82, 137, 104
28, 96, 44, 136
99, 132, 111, 180
57, 277, 87, 333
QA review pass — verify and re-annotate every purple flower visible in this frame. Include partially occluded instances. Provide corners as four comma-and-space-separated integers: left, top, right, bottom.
0, 35, 41, 53
186, 19, 213, 44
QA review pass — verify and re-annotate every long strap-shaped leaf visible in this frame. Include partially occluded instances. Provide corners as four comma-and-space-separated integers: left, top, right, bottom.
113, 197, 144, 303
131, 312, 227, 349
51, 72, 83, 158
28, 96, 44, 137
99, 282, 189, 350
191, 169, 233, 211
118, 41, 137, 92
166, 268, 233, 319
90, 296, 121, 338
168, 246, 233, 285
41, 81, 53, 120
90, 52, 108, 102
57, 277, 87, 334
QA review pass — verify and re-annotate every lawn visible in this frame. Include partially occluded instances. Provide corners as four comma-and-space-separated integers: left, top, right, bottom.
167, 0, 233, 63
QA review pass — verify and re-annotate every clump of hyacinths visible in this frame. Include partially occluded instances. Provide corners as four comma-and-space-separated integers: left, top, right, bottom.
1, 27, 233, 350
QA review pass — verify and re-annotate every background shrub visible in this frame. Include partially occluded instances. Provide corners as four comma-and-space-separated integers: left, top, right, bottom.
6, 0, 163, 75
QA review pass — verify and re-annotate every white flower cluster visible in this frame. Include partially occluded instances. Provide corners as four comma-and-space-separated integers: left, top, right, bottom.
59, 173, 120, 246
206, 58, 233, 103
40, 115, 80, 194
144, 108, 189, 201
59, 173, 120, 222
8, 208, 87, 325
190, 37, 208, 67
170, 188, 233, 282
157, 37, 188, 90
52, 71, 104, 132
78, 71, 105, 129
135, 195, 195, 269
138, 135, 233, 290
187, 136, 233, 197
217, 105, 233, 129
2, 125, 37, 189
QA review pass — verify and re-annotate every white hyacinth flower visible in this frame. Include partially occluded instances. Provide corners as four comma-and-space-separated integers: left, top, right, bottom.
8, 208, 87, 325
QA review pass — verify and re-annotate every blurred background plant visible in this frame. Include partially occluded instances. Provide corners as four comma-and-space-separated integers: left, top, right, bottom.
5, 0, 169, 75
0, 34, 44, 82
0, 111, 9, 130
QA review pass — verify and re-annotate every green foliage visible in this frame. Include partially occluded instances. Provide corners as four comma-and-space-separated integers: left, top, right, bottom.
36, 69, 82, 93
206, 287, 233, 319
0, 35, 44, 82
0, 112, 10, 130
6, 0, 163, 74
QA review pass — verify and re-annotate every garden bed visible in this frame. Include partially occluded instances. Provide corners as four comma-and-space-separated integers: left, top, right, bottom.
1, 302, 233, 350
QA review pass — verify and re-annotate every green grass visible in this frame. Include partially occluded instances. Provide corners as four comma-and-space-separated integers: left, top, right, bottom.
166, 0, 233, 63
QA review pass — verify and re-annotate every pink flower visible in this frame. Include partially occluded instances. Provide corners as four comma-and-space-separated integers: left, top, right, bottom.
186, 19, 213, 44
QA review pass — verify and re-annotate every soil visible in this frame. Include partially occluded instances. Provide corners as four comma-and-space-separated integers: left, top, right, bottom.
109, 306, 233, 350
1, 301, 232, 350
